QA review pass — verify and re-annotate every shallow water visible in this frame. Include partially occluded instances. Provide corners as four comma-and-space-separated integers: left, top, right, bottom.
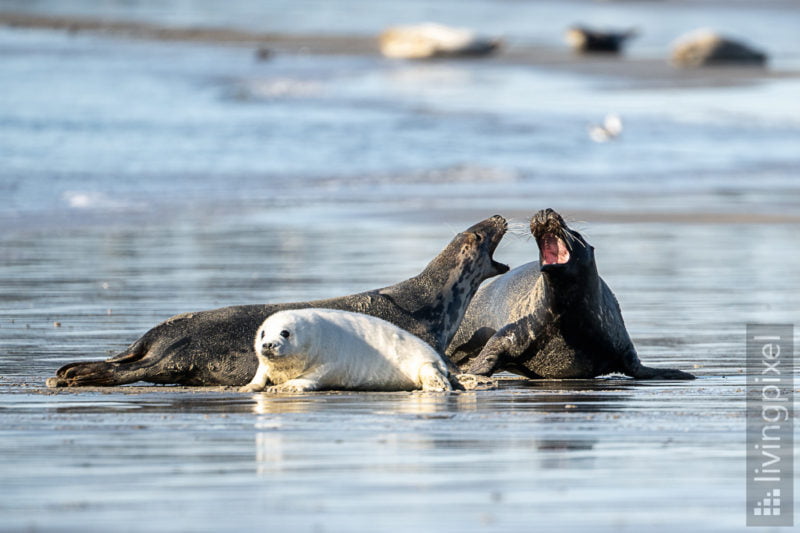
1, 379, 748, 532
1, 0, 799, 531
2, 213, 796, 531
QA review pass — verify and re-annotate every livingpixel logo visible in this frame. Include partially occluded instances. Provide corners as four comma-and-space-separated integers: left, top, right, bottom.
746, 324, 794, 527
752, 488, 781, 517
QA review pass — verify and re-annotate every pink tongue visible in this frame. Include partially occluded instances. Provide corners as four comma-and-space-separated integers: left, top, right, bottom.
541, 234, 569, 265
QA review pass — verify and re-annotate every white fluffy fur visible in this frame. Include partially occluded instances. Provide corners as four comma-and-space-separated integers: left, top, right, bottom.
240, 309, 452, 393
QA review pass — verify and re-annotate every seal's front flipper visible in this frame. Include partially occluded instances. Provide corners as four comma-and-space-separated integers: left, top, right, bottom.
419, 362, 452, 392
446, 326, 497, 365
267, 378, 320, 393
465, 319, 533, 376
465, 331, 516, 376
453, 373, 497, 390
466, 345, 505, 375
239, 361, 271, 392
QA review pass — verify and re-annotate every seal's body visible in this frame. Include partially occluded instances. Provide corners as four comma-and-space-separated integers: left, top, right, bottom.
565, 26, 637, 54
671, 29, 767, 68
379, 23, 501, 59
47, 216, 509, 387
241, 309, 452, 393
448, 209, 694, 380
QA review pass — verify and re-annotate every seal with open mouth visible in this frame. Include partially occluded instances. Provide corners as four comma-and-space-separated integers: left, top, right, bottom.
47, 216, 509, 387
447, 209, 694, 380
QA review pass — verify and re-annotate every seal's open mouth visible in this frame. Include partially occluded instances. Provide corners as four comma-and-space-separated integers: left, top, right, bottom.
473, 214, 510, 274
489, 215, 511, 274
539, 233, 571, 266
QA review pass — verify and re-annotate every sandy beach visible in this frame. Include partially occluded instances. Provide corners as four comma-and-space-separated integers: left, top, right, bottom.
1, 1, 798, 531
2, 9, 799, 90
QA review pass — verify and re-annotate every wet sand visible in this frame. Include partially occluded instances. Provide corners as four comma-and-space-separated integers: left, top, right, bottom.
1, 374, 749, 532
0, 11, 378, 54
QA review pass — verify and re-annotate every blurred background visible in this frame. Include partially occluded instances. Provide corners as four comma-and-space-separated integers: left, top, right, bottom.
0, 1, 798, 531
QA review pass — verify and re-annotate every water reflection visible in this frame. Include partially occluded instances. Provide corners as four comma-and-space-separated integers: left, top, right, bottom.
249, 389, 612, 477
249, 390, 482, 416
254, 432, 285, 475
535, 439, 597, 470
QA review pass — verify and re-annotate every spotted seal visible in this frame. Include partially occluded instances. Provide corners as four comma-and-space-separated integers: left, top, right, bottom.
447, 209, 695, 380
47, 215, 509, 387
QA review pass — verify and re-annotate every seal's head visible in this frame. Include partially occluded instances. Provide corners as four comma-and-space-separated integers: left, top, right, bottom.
454, 214, 510, 279
411, 215, 509, 351
530, 208, 594, 282
424, 214, 509, 287
254, 312, 306, 361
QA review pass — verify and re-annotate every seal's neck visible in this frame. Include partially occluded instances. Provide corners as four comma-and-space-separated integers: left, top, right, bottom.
541, 260, 603, 315
388, 254, 483, 352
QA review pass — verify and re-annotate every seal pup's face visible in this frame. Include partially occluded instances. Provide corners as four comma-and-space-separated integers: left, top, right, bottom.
530, 208, 594, 281
254, 314, 304, 361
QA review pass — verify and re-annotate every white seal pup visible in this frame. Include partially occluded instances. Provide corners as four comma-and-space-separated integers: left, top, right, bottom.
240, 309, 452, 393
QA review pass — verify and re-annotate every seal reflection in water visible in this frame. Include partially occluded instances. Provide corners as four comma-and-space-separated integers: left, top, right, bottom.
448, 209, 695, 380
241, 309, 452, 393
47, 216, 509, 387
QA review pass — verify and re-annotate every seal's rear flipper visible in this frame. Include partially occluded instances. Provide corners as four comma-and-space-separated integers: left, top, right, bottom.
621, 349, 695, 380
630, 364, 695, 380
46, 346, 150, 387
46, 360, 146, 387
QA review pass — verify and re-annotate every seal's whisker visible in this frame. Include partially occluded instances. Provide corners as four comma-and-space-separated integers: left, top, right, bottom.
497, 237, 519, 250
505, 221, 530, 237
559, 228, 575, 251
566, 231, 586, 249
442, 222, 460, 237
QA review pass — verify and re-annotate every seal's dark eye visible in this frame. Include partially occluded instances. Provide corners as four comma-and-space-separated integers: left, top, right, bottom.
260, 330, 266, 339
280, 330, 291, 339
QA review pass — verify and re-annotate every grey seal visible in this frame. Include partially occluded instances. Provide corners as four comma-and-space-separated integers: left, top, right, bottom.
47, 215, 509, 387
447, 209, 695, 380
671, 29, 767, 68
564, 26, 637, 54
